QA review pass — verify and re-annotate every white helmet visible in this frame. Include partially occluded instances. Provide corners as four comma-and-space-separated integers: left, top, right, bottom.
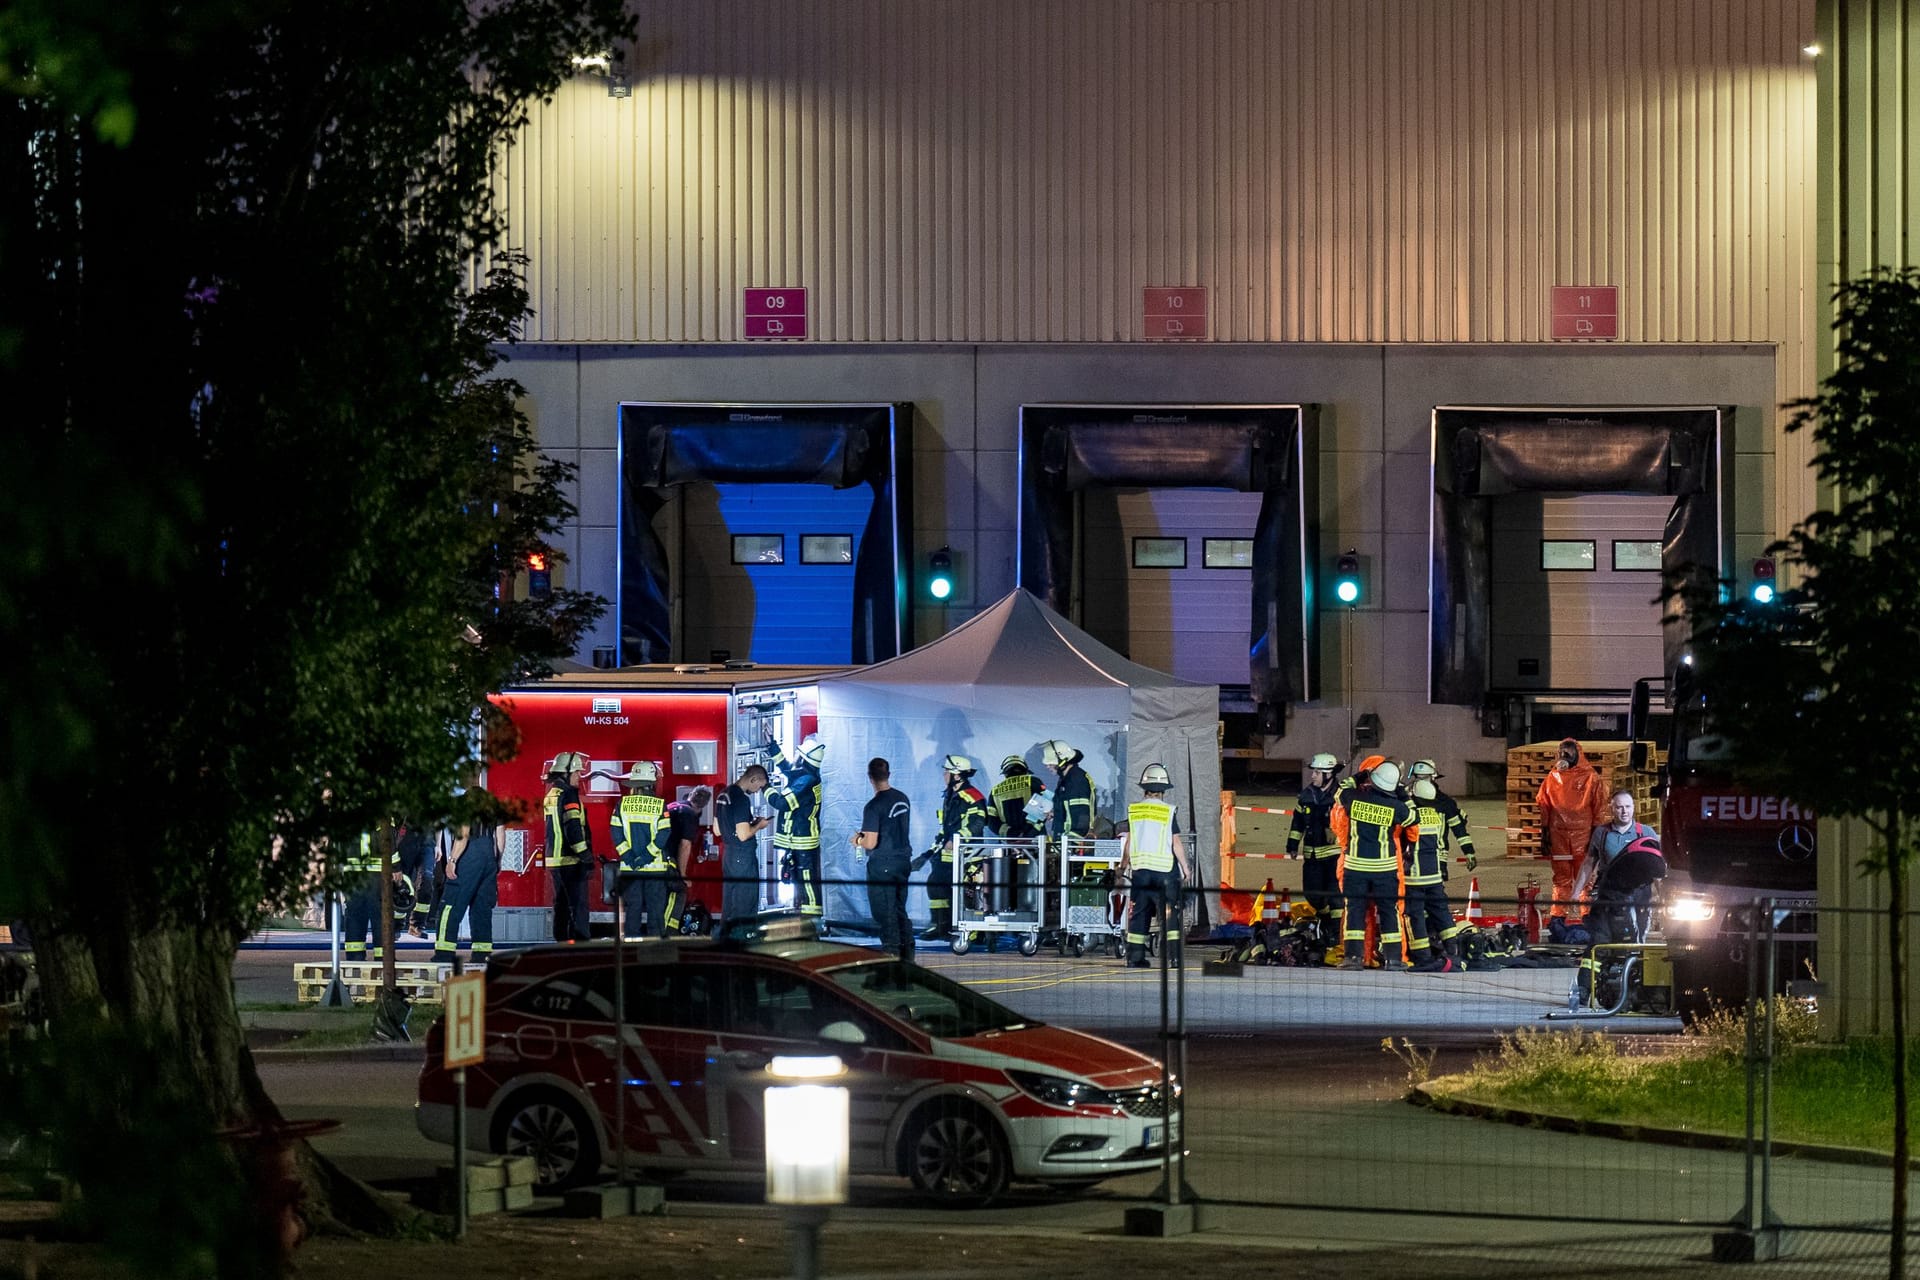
549, 751, 586, 776
622, 761, 660, 786
1370, 760, 1403, 792
1411, 779, 1436, 801
797, 735, 826, 767
942, 754, 975, 776
1041, 740, 1078, 769
1139, 762, 1171, 791
1409, 759, 1440, 780
1308, 751, 1340, 772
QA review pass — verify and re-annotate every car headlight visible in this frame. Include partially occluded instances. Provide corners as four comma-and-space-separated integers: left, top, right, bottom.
1667, 895, 1715, 922
1007, 1069, 1113, 1109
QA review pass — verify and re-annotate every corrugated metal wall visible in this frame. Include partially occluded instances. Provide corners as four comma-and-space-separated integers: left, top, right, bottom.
492, 0, 1817, 521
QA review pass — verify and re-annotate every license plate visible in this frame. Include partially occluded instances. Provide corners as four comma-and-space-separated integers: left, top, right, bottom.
1142, 1125, 1163, 1148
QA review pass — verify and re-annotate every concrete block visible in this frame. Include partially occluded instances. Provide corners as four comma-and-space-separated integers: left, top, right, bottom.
1124, 1202, 1197, 1237
563, 1182, 668, 1219
1711, 1226, 1788, 1263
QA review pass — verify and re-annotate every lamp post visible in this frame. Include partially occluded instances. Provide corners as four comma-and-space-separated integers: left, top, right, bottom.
764, 1054, 849, 1280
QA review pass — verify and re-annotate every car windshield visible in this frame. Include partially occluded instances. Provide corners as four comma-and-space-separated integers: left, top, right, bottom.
826, 960, 1037, 1039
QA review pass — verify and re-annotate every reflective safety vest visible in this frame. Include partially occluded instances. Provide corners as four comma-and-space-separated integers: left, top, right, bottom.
345, 831, 395, 874
936, 784, 989, 857
612, 793, 670, 873
544, 783, 591, 868
990, 773, 1043, 833
771, 763, 822, 851
1126, 800, 1177, 873
1331, 786, 1417, 874
1286, 783, 1340, 859
1405, 802, 1446, 884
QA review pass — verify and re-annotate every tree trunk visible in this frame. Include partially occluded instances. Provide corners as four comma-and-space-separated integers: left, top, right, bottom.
1890, 828, 1908, 1280
28, 917, 433, 1274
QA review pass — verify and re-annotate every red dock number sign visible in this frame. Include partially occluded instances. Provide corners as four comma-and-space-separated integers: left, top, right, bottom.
1550, 286, 1619, 340
1142, 287, 1209, 340
444, 972, 486, 1069
743, 287, 809, 340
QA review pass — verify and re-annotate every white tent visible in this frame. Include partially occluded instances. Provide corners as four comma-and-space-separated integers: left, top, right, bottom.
813, 589, 1222, 929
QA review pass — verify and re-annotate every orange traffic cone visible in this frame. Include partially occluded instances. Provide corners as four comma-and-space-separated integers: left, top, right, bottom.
1278, 886, 1292, 914
1260, 879, 1281, 925
1464, 876, 1484, 924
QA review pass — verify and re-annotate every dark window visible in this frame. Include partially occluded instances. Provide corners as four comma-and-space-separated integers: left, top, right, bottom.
1132, 537, 1186, 569
728, 964, 903, 1048
1612, 539, 1662, 571
1202, 538, 1253, 569
507, 973, 614, 1022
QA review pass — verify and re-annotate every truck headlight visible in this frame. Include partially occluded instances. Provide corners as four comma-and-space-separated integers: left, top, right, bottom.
1667, 895, 1715, 923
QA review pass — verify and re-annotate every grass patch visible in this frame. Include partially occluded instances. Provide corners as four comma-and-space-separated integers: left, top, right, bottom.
1425, 1003, 1915, 1155
247, 1002, 442, 1050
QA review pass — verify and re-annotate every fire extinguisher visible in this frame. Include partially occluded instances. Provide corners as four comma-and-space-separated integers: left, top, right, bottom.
1516, 875, 1543, 944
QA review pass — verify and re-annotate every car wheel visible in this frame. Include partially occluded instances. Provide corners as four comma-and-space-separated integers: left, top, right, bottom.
906, 1104, 1010, 1207
495, 1090, 601, 1191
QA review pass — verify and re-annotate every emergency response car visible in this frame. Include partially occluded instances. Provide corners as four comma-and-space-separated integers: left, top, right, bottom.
415, 921, 1175, 1204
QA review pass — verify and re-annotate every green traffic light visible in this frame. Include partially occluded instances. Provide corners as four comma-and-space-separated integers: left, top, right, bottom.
1335, 578, 1360, 605
927, 547, 955, 601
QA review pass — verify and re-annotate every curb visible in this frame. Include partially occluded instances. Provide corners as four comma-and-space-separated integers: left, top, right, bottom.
253, 1043, 428, 1063
1409, 1084, 1920, 1171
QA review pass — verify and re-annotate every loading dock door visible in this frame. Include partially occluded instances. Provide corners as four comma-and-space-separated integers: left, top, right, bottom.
1080, 489, 1266, 686
679, 482, 874, 664
1488, 493, 1672, 691
1429, 405, 1727, 706
619, 402, 913, 666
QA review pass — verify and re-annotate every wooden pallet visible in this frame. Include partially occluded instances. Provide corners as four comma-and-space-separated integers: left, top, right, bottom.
1504, 740, 1663, 849
294, 961, 451, 1004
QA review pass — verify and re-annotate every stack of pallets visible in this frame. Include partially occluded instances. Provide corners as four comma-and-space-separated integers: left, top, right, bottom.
1504, 740, 1662, 858
294, 961, 451, 1003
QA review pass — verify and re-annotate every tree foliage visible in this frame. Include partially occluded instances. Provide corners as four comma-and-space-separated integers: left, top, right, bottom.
1, 0, 628, 1271
1677, 267, 1920, 1278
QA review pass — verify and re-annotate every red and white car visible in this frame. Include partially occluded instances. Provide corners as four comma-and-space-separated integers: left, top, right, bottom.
416, 921, 1175, 1204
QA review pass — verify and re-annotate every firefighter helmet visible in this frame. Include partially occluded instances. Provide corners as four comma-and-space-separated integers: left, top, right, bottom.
1001, 753, 1027, 775
622, 760, 660, 786
797, 735, 826, 767
1041, 740, 1078, 769
1307, 751, 1339, 773
942, 754, 975, 776
549, 751, 586, 777
1409, 758, 1440, 780
1370, 760, 1403, 792
1411, 778, 1436, 801
1139, 762, 1172, 791
1623, 833, 1664, 860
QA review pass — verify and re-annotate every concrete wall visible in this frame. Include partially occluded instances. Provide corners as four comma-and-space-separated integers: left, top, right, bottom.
510, 339, 1775, 780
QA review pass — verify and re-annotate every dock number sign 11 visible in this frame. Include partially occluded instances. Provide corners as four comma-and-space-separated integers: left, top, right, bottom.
1550, 286, 1619, 339
743, 288, 809, 340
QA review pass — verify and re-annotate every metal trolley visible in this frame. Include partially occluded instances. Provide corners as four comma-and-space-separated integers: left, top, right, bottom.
1057, 835, 1129, 958
949, 835, 1047, 955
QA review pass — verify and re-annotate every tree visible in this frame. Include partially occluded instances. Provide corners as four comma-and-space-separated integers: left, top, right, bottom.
1677, 268, 1920, 1280
0, 0, 627, 1272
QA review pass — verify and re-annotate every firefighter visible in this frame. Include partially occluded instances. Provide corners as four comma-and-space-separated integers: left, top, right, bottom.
543, 751, 594, 942
1408, 759, 1478, 875
988, 753, 1046, 913
1329, 759, 1419, 970
1042, 740, 1095, 843
1286, 751, 1344, 957
432, 790, 500, 963
914, 754, 987, 941
769, 734, 827, 928
1119, 763, 1190, 968
662, 786, 711, 934
611, 761, 677, 939
1403, 779, 1460, 972
1535, 737, 1608, 920
340, 829, 400, 963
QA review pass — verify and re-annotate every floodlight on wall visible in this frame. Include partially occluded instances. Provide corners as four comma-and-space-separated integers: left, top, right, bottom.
569, 50, 631, 97
1801, 43, 1821, 57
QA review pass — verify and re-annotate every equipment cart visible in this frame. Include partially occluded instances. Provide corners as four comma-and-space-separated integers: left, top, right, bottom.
949, 835, 1046, 955
1057, 835, 1129, 958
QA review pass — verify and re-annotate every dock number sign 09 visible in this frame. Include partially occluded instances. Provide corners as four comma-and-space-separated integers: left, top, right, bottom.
743, 287, 809, 340
443, 972, 486, 1068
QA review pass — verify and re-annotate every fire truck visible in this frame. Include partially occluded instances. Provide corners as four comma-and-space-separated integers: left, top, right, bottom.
484, 663, 844, 939
1629, 674, 1819, 1021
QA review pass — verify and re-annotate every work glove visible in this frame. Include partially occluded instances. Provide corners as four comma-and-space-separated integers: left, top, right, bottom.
1466, 852, 1479, 872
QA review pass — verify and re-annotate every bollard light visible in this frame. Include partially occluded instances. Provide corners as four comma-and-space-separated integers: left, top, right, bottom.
765, 1054, 848, 1280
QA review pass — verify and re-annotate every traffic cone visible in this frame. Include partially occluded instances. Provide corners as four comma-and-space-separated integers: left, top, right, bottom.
1464, 876, 1484, 925
1278, 886, 1292, 913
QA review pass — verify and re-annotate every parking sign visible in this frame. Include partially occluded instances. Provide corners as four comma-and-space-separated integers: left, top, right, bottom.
444, 972, 486, 1068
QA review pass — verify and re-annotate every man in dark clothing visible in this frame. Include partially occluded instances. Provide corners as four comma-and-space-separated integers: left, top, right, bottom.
395, 820, 432, 938
432, 788, 501, 965
769, 734, 827, 928
1328, 759, 1420, 970
853, 757, 914, 963
915, 754, 987, 941
610, 761, 673, 938
1578, 834, 1668, 1001
1042, 740, 1094, 843
662, 786, 711, 934
542, 752, 593, 942
713, 764, 771, 927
